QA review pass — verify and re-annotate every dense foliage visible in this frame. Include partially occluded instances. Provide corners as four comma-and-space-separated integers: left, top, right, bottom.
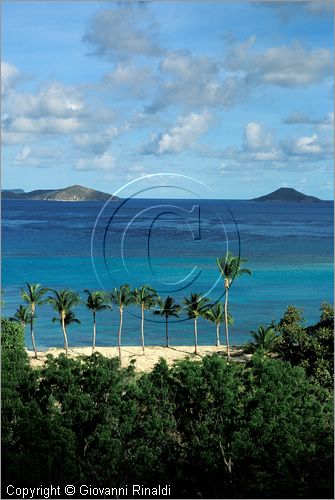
2, 306, 333, 499
276, 302, 334, 388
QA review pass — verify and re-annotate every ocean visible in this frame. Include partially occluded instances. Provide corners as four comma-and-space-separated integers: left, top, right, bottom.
2, 198, 333, 349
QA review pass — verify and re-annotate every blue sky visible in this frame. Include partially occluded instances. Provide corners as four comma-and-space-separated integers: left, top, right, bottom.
2, 1, 333, 198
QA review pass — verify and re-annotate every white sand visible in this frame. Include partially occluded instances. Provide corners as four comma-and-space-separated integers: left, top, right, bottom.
27, 345, 250, 372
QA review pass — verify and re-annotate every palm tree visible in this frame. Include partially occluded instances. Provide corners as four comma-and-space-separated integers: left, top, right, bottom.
132, 285, 158, 353
111, 284, 133, 359
204, 302, 233, 347
11, 304, 32, 327
184, 293, 210, 355
153, 295, 181, 347
84, 290, 110, 354
217, 252, 252, 361
21, 283, 48, 358
249, 324, 279, 354
52, 310, 81, 328
48, 289, 80, 357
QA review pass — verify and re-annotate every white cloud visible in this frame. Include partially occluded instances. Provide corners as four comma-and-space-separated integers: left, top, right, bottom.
9, 116, 82, 134
284, 134, 322, 155
244, 122, 273, 151
72, 127, 119, 154
143, 110, 213, 154
225, 37, 332, 87
147, 51, 244, 112
201, 120, 332, 170
75, 152, 115, 171
5, 82, 85, 119
14, 145, 64, 167
103, 64, 155, 99
283, 111, 334, 128
83, 6, 162, 61
1, 61, 20, 95
255, 1, 333, 21
2, 75, 117, 145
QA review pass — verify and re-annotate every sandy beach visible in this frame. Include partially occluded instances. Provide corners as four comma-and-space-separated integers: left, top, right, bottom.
27, 345, 250, 371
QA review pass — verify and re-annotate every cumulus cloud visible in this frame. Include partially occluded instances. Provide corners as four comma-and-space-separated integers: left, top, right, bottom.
244, 122, 273, 151
143, 110, 213, 154
282, 134, 323, 155
83, 6, 163, 60
147, 51, 245, 112
5, 82, 85, 119
201, 120, 332, 169
14, 145, 65, 167
283, 111, 334, 126
2, 76, 118, 145
103, 63, 156, 99
1, 61, 20, 95
72, 127, 119, 154
254, 1, 333, 21
225, 37, 332, 87
75, 152, 115, 171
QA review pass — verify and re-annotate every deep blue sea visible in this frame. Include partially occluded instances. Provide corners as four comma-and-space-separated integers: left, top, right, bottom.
2, 198, 333, 349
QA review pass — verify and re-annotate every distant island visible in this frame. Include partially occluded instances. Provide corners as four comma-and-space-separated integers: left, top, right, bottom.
1, 185, 119, 202
252, 187, 322, 203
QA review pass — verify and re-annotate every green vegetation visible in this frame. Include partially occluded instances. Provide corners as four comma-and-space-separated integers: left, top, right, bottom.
183, 293, 210, 354
48, 289, 80, 357
204, 302, 233, 347
132, 285, 158, 353
21, 283, 48, 358
111, 284, 133, 359
276, 302, 334, 389
84, 290, 110, 354
154, 295, 181, 347
2, 304, 333, 498
246, 323, 279, 354
217, 252, 252, 360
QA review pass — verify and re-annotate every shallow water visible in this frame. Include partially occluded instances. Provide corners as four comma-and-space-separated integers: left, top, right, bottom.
2, 198, 333, 349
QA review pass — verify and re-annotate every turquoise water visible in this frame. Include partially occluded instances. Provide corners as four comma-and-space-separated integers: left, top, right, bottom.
2, 199, 333, 349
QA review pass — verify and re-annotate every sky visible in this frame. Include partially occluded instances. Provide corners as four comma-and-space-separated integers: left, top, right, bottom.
1, 0, 334, 199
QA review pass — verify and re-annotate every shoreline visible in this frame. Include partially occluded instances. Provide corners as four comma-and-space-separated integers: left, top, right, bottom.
27, 345, 251, 371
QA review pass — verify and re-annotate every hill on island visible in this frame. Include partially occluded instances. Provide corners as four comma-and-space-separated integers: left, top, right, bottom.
2, 185, 119, 202
252, 187, 322, 203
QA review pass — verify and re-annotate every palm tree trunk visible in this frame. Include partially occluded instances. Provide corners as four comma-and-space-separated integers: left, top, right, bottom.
92, 311, 96, 354
141, 305, 145, 354
216, 323, 220, 347
194, 317, 198, 355
30, 317, 37, 359
225, 285, 230, 361
61, 313, 69, 358
118, 307, 123, 359
165, 316, 169, 347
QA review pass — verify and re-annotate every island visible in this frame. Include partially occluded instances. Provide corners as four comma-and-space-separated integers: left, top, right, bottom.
1, 185, 119, 202
252, 187, 322, 203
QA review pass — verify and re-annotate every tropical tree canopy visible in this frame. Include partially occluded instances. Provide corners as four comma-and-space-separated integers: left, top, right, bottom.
111, 284, 133, 308
11, 305, 32, 325
48, 289, 80, 315
183, 293, 210, 318
248, 323, 279, 353
217, 251, 252, 288
204, 302, 233, 325
52, 310, 81, 327
154, 296, 181, 319
21, 283, 48, 313
132, 285, 158, 309
84, 290, 110, 312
